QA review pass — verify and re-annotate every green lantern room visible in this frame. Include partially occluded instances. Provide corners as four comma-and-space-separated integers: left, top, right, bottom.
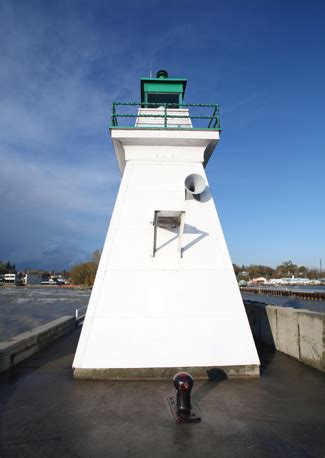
140, 70, 187, 108
110, 70, 220, 131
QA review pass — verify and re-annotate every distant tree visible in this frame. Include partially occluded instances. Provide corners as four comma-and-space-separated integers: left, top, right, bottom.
247, 264, 274, 279
306, 269, 318, 279
5, 261, 16, 272
275, 260, 297, 277
0, 261, 17, 273
232, 264, 241, 276
298, 265, 307, 276
70, 262, 97, 286
0, 261, 6, 274
41, 271, 51, 280
91, 249, 102, 266
69, 249, 102, 286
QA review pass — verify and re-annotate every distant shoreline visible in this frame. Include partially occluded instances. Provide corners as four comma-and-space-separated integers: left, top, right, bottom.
0, 284, 91, 289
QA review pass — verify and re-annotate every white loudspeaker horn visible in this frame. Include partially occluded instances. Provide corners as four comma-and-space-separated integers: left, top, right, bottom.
184, 174, 206, 197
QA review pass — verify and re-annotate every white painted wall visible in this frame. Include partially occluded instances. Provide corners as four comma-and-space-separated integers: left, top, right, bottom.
73, 128, 260, 372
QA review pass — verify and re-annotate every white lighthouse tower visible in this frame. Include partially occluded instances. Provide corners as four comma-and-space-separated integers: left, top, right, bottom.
73, 70, 260, 379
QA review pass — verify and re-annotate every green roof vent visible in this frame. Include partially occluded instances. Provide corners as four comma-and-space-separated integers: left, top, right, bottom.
140, 70, 187, 108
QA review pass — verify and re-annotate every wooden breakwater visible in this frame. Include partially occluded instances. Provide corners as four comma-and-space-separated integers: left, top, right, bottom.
240, 287, 325, 301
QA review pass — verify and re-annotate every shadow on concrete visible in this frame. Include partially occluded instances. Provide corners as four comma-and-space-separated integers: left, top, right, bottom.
244, 301, 276, 346
257, 343, 276, 376
207, 368, 228, 382
194, 369, 228, 403
259, 305, 276, 347
244, 301, 277, 376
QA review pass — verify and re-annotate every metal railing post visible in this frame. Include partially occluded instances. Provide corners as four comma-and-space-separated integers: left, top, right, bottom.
75, 305, 88, 321
112, 102, 117, 126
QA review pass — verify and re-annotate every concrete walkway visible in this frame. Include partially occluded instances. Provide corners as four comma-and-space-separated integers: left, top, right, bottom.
0, 327, 324, 457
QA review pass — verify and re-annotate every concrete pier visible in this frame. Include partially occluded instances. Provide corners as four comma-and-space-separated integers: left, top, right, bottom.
244, 301, 325, 372
0, 316, 76, 372
0, 327, 324, 457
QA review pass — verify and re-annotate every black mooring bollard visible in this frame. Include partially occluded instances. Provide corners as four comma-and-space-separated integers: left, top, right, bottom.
167, 372, 201, 423
173, 372, 193, 416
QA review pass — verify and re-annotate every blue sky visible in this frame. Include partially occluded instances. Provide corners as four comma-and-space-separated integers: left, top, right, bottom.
0, 0, 324, 270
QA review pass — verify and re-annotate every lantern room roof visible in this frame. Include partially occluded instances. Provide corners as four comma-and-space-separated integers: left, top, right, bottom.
140, 69, 187, 104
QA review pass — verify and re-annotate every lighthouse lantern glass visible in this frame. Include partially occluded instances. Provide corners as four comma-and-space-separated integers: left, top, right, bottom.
140, 70, 187, 108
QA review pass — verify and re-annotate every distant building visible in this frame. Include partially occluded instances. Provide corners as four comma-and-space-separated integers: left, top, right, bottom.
0, 272, 44, 286
239, 271, 249, 277
3, 273, 16, 284
26, 273, 42, 285
250, 277, 267, 284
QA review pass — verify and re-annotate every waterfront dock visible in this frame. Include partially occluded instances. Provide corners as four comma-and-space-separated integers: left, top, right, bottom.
1, 326, 324, 457
241, 286, 325, 301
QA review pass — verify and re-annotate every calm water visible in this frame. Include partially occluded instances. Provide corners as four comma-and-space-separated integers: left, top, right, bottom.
0, 287, 91, 340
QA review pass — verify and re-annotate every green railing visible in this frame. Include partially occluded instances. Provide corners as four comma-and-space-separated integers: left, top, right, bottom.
110, 102, 221, 130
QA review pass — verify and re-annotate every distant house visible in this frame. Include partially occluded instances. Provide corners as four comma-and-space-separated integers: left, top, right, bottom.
3, 273, 16, 284
0, 272, 43, 286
